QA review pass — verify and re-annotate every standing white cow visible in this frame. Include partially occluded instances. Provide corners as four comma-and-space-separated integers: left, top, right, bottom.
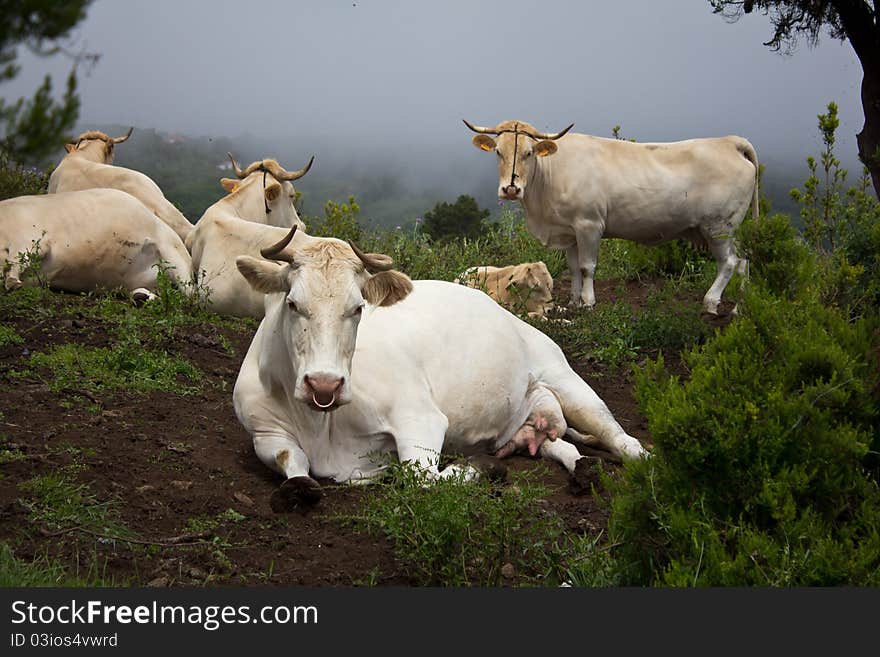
186, 153, 312, 318
1, 188, 191, 295
233, 227, 646, 509
464, 119, 759, 314
48, 128, 193, 242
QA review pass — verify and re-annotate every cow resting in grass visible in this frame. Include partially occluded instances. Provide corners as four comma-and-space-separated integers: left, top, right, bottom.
232, 226, 646, 510
186, 153, 312, 318
48, 128, 194, 242
0, 188, 191, 296
455, 261, 554, 319
464, 119, 759, 314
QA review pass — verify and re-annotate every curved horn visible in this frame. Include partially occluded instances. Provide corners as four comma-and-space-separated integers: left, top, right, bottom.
532, 123, 575, 140
260, 225, 298, 261
278, 155, 315, 181
462, 119, 499, 135
228, 152, 247, 179
348, 240, 394, 273
113, 127, 134, 143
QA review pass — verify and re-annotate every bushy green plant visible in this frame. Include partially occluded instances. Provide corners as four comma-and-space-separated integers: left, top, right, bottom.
305, 195, 364, 243
604, 195, 880, 585
421, 194, 490, 242
0, 150, 49, 200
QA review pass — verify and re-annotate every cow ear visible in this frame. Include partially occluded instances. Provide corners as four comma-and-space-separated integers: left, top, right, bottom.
534, 140, 558, 157
472, 135, 496, 152
264, 182, 282, 203
64, 143, 75, 153
220, 178, 238, 193
362, 270, 413, 307
235, 256, 289, 294
535, 139, 558, 157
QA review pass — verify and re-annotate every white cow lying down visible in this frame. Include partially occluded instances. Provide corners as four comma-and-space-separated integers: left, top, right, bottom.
0, 188, 191, 295
233, 227, 646, 509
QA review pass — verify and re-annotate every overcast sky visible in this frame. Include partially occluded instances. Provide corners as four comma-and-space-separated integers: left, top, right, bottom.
6, 0, 866, 180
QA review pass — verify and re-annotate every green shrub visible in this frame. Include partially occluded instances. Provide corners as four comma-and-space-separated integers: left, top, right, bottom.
605, 227, 880, 585
305, 196, 365, 243
421, 194, 490, 242
0, 150, 50, 201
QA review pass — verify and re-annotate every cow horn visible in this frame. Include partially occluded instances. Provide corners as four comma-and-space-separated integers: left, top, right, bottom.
278, 155, 315, 181
113, 127, 134, 143
228, 152, 247, 179
348, 240, 394, 272
532, 123, 575, 140
462, 119, 499, 135
260, 225, 298, 261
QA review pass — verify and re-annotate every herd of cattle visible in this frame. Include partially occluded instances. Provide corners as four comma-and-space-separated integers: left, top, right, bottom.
0, 122, 759, 505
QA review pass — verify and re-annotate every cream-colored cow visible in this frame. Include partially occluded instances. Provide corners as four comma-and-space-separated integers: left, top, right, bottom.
1, 188, 191, 296
455, 261, 554, 319
48, 128, 193, 242
465, 119, 759, 314
233, 227, 645, 508
186, 153, 312, 318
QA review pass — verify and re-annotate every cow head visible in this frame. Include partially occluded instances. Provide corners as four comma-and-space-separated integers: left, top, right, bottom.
236, 226, 413, 412
222, 153, 313, 229
64, 128, 133, 163
464, 119, 572, 200
510, 261, 554, 316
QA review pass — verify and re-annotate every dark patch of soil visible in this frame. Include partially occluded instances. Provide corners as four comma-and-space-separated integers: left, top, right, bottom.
0, 280, 701, 586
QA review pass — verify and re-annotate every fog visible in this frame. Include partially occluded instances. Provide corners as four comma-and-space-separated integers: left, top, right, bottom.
4, 0, 867, 217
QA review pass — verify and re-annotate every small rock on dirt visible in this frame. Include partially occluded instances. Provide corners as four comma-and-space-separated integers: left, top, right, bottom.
169, 480, 193, 491
234, 492, 254, 506
147, 576, 169, 587
501, 563, 516, 579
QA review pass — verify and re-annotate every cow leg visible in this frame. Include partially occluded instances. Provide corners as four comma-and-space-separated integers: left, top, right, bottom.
392, 412, 479, 481
3, 260, 23, 290
253, 433, 323, 510
573, 222, 603, 308
566, 245, 583, 306
546, 368, 646, 461
538, 438, 583, 474
702, 236, 739, 315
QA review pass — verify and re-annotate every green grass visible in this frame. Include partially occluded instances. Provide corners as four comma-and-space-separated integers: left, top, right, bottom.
0, 542, 122, 587
0, 324, 23, 346
0, 433, 26, 465
536, 291, 711, 371
18, 472, 134, 539
26, 336, 202, 395
341, 461, 585, 586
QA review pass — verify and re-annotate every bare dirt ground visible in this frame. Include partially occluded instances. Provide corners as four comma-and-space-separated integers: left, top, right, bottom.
0, 276, 714, 586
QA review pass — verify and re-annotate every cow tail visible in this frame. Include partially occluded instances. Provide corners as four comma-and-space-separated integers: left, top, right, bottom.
739, 139, 760, 222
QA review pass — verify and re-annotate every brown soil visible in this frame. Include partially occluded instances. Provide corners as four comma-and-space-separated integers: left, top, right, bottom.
0, 277, 722, 586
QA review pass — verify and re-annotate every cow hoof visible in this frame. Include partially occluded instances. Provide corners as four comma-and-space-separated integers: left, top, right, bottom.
466, 454, 508, 483
270, 476, 324, 512
131, 288, 154, 306
569, 456, 602, 496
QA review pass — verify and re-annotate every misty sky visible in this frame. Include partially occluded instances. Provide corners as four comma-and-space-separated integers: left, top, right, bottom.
5, 0, 866, 185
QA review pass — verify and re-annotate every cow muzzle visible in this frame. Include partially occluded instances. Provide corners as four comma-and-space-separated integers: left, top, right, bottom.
303, 374, 345, 411
501, 184, 521, 200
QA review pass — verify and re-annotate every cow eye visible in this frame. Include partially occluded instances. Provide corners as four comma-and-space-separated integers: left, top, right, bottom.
287, 299, 301, 313
350, 304, 364, 317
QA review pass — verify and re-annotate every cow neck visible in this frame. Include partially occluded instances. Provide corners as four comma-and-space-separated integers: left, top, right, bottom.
224, 175, 268, 223
522, 152, 548, 219
69, 142, 108, 164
